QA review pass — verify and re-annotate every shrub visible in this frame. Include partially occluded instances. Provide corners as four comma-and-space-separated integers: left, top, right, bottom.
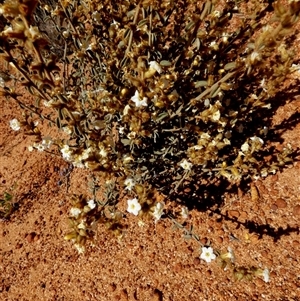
0, 0, 299, 263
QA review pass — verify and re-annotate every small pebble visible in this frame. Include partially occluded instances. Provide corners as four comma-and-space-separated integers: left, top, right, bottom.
193, 257, 200, 265
270, 204, 278, 211
26, 232, 36, 243
293, 205, 300, 216
228, 210, 240, 218
276, 198, 287, 209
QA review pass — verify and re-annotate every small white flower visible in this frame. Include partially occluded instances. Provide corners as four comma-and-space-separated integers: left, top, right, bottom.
241, 142, 249, 152
250, 136, 264, 145
124, 178, 135, 191
61, 145, 73, 161
9, 118, 20, 131
119, 126, 125, 134
130, 90, 148, 107
72, 154, 85, 168
127, 198, 141, 216
180, 159, 193, 171
99, 147, 107, 157
200, 246, 216, 263
87, 199, 96, 210
149, 61, 162, 74
181, 207, 189, 219
63, 126, 72, 135
152, 202, 164, 221
28, 146, 34, 152
35, 143, 45, 152
42, 137, 52, 149
70, 207, 81, 218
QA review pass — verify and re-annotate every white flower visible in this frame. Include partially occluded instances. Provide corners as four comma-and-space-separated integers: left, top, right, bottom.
34, 143, 45, 152
149, 61, 162, 74
180, 159, 193, 171
119, 127, 125, 134
200, 246, 216, 263
70, 207, 81, 218
72, 155, 85, 168
9, 118, 20, 131
241, 142, 249, 152
61, 145, 72, 161
152, 202, 164, 221
28, 146, 34, 152
127, 198, 141, 216
250, 136, 264, 145
42, 137, 52, 149
99, 147, 107, 157
130, 90, 148, 107
63, 126, 72, 135
181, 207, 189, 219
124, 178, 135, 191
87, 199, 96, 210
